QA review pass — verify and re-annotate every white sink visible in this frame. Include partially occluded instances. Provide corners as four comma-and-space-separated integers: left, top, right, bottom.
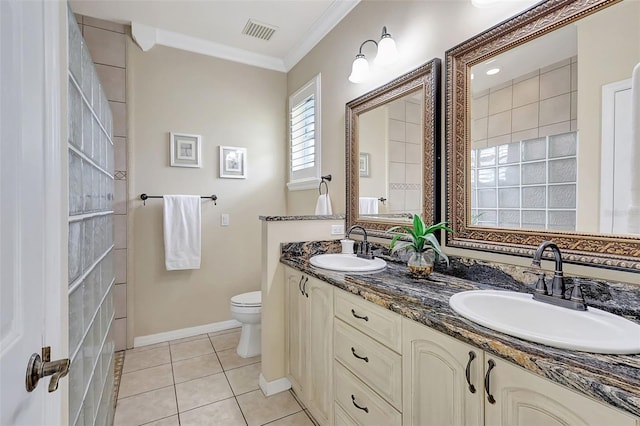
309, 253, 386, 273
449, 290, 640, 354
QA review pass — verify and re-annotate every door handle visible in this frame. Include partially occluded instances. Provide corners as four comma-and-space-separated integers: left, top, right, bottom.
26, 346, 70, 393
303, 277, 309, 298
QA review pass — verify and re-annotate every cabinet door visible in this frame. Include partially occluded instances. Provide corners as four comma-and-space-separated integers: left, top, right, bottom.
286, 269, 306, 395
484, 356, 638, 426
307, 276, 334, 426
402, 318, 484, 426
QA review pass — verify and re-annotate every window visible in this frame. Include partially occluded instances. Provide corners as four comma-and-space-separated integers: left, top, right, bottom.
470, 132, 578, 231
287, 74, 321, 190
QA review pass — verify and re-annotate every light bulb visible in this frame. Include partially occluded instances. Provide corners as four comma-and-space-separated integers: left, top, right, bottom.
375, 33, 398, 66
349, 55, 370, 83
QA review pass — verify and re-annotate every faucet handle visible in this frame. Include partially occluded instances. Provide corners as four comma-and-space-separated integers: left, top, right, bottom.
569, 283, 585, 302
524, 269, 547, 295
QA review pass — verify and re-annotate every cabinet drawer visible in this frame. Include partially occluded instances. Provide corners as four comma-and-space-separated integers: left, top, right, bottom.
335, 402, 358, 426
334, 319, 402, 409
334, 361, 402, 426
335, 289, 402, 352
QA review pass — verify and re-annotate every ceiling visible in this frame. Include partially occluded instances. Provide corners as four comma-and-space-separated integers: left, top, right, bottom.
69, 0, 360, 72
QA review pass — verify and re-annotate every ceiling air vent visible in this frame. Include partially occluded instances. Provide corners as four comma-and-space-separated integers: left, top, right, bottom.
242, 19, 277, 41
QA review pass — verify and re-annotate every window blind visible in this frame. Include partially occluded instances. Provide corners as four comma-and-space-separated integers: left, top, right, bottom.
290, 95, 315, 172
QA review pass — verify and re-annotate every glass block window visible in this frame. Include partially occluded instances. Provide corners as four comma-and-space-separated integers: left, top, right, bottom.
470, 132, 577, 231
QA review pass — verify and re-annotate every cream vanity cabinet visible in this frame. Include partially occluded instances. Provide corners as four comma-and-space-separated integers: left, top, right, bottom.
332, 289, 403, 426
403, 318, 639, 426
285, 267, 334, 425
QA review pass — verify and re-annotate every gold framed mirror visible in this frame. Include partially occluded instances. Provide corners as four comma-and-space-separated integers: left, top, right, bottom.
346, 59, 441, 236
445, 0, 640, 270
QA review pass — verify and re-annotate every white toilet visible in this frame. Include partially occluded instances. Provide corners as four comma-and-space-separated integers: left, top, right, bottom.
230, 291, 262, 358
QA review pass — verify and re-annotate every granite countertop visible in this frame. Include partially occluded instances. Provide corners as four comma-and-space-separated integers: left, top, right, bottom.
280, 241, 640, 419
259, 215, 345, 221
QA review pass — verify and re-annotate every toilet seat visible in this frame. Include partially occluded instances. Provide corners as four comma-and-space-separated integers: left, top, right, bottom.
231, 291, 261, 307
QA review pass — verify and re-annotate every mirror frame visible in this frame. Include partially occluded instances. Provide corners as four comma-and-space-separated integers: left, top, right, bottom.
445, 0, 640, 271
346, 59, 441, 236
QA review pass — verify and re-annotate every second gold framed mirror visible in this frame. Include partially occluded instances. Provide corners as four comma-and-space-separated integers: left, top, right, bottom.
346, 59, 441, 236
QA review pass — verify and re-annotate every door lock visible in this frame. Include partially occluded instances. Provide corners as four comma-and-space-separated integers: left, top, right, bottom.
26, 346, 70, 393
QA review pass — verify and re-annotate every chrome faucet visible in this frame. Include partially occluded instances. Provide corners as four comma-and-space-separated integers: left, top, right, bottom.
529, 241, 587, 310
346, 225, 372, 259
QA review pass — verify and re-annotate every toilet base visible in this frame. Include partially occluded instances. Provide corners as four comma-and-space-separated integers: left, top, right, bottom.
237, 323, 261, 358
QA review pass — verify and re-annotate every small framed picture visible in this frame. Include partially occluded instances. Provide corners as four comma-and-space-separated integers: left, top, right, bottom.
170, 133, 202, 168
220, 146, 247, 179
359, 152, 370, 177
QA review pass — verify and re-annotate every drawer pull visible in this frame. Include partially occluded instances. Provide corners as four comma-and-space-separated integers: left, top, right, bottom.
351, 309, 369, 322
465, 351, 477, 394
351, 347, 369, 362
484, 359, 496, 404
351, 394, 369, 413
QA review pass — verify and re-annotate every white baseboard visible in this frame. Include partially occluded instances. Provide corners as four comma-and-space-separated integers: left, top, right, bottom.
133, 319, 242, 348
259, 373, 292, 396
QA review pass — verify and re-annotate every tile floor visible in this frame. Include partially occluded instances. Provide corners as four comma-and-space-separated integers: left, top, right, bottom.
114, 328, 314, 426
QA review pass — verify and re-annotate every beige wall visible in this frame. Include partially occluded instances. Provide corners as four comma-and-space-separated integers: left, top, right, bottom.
127, 42, 286, 341
576, 1, 640, 232
285, 0, 540, 216
286, 0, 640, 286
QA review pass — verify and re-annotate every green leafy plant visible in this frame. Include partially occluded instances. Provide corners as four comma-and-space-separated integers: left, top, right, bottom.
387, 214, 453, 265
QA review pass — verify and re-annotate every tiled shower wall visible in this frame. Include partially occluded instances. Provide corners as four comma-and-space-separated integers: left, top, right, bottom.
75, 14, 129, 351
387, 98, 422, 214
68, 10, 116, 426
471, 57, 578, 149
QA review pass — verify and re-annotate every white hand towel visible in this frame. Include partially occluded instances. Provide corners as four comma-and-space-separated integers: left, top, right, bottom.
359, 197, 379, 214
315, 193, 333, 215
163, 195, 201, 270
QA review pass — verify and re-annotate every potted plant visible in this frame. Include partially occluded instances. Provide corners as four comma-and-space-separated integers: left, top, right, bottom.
388, 214, 453, 278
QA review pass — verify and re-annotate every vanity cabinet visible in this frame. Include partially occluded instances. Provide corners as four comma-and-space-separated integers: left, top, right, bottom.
285, 267, 334, 425
402, 318, 638, 426
333, 289, 403, 426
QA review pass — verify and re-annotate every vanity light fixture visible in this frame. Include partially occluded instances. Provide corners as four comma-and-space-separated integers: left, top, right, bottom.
348, 26, 398, 83
486, 67, 501, 75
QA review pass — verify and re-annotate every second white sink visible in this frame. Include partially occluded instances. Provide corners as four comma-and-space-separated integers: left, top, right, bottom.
449, 290, 640, 354
310, 253, 386, 273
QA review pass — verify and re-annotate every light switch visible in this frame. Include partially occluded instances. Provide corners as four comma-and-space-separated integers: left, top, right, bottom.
221, 213, 229, 226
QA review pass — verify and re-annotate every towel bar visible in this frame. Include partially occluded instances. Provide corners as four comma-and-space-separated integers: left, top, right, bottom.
140, 193, 217, 206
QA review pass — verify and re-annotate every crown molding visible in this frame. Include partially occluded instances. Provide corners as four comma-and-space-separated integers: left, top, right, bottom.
283, 0, 360, 71
131, 0, 359, 73
132, 22, 287, 72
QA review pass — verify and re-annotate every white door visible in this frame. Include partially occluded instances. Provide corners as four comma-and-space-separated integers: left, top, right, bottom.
0, 0, 65, 424
600, 79, 633, 233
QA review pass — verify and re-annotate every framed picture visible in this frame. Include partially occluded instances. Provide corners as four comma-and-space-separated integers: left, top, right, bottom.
170, 132, 202, 168
219, 146, 247, 179
359, 152, 370, 177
